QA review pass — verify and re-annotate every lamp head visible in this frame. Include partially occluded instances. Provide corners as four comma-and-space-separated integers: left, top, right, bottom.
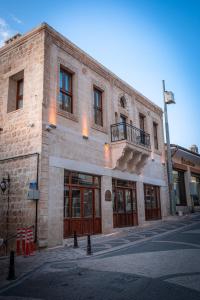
0, 179, 7, 193
165, 91, 175, 104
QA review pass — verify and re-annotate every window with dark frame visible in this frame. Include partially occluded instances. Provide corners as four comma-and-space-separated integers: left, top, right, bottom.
59, 68, 73, 113
120, 96, 126, 108
16, 79, 24, 110
94, 87, 103, 126
153, 122, 159, 150
139, 113, 145, 145
139, 113, 145, 131
7, 70, 24, 113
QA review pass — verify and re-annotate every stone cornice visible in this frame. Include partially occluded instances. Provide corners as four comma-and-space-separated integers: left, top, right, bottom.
0, 23, 46, 56
0, 22, 163, 116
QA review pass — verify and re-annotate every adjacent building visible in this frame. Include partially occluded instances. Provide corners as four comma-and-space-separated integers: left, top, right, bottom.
0, 23, 169, 248
171, 144, 200, 213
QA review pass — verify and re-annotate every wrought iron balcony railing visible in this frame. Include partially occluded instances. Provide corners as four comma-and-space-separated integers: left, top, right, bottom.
111, 122, 151, 149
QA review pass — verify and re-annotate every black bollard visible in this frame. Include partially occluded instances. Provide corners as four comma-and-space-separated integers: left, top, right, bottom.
73, 231, 78, 248
87, 235, 92, 255
7, 251, 16, 280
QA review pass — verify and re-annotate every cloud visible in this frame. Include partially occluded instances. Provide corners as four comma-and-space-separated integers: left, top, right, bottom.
0, 17, 14, 47
10, 14, 23, 24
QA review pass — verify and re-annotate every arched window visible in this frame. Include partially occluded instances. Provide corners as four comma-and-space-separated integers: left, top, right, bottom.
120, 96, 126, 108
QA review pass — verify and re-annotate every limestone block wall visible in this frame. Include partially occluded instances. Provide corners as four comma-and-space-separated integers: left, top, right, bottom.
101, 176, 113, 234
48, 166, 64, 247
0, 28, 45, 245
42, 27, 169, 245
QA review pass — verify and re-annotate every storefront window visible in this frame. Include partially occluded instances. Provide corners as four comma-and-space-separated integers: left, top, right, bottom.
72, 189, 81, 217
116, 190, 124, 213
173, 170, 187, 206
64, 187, 69, 218
190, 174, 200, 206
83, 189, 93, 217
125, 190, 132, 212
64, 172, 101, 218
95, 189, 101, 217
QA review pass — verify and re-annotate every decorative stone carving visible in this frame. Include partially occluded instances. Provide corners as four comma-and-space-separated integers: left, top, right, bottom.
111, 141, 150, 174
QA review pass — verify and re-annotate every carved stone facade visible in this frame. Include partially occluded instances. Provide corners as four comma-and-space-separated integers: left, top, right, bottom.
0, 23, 169, 249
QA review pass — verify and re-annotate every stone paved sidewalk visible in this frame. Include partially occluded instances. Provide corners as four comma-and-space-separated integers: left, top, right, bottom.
66, 213, 200, 255
0, 213, 200, 292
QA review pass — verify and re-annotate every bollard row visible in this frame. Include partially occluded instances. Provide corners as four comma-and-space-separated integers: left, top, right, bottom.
72, 232, 92, 255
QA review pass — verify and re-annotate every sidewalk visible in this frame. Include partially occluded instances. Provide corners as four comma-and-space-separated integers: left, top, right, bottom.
0, 213, 200, 292
65, 213, 200, 255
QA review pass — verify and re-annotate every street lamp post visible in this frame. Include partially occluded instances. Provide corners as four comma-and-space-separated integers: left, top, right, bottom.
162, 80, 176, 215
0, 174, 11, 254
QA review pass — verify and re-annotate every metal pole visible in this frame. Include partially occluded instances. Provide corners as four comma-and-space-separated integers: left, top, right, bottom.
87, 235, 92, 255
163, 80, 176, 215
73, 231, 78, 248
6, 174, 10, 255
7, 250, 16, 280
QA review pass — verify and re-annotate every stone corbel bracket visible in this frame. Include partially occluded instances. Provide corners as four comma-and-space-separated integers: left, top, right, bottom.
111, 141, 150, 174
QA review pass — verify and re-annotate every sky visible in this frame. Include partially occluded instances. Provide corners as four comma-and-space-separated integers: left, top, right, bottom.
0, 0, 199, 150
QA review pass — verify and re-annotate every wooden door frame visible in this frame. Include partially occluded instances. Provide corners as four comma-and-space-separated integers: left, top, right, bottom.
63, 171, 101, 237
144, 184, 161, 220
112, 179, 138, 228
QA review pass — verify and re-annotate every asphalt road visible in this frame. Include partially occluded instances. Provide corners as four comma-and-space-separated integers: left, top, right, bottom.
1, 219, 200, 300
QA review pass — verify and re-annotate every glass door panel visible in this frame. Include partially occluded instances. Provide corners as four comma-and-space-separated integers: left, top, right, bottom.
72, 189, 81, 218
125, 190, 132, 212
151, 188, 157, 208
119, 115, 127, 140
116, 190, 124, 212
95, 189, 101, 217
83, 189, 93, 218
64, 186, 70, 218
132, 190, 137, 211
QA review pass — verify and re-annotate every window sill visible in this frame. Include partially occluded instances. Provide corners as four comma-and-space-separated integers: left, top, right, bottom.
7, 108, 24, 116
57, 109, 78, 122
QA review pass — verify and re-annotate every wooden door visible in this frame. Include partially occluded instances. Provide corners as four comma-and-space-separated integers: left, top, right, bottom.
63, 171, 101, 237
144, 184, 161, 220
113, 186, 138, 228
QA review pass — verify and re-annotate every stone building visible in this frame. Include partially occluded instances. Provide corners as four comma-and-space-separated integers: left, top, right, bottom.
0, 23, 169, 248
171, 144, 200, 213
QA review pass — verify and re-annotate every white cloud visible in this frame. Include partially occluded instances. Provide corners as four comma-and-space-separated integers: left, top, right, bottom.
0, 17, 14, 47
10, 14, 23, 24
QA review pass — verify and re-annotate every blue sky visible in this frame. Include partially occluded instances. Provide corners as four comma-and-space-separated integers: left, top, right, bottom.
0, 0, 199, 149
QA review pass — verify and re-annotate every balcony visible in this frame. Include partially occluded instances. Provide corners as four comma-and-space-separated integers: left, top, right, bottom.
110, 123, 151, 174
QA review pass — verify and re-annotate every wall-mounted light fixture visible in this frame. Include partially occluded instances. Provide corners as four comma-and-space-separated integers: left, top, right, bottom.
104, 142, 110, 168
82, 113, 89, 139
27, 122, 35, 128
45, 123, 57, 132
0, 174, 10, 194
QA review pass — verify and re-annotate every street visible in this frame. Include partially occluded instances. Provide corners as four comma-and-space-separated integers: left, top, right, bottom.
1, 215, 200, 300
